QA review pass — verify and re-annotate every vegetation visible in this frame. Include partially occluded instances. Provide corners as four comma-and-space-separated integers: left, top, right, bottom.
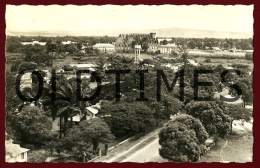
159, 115, 208, 162
5, 35, 253, 162
185, 101, 231, 137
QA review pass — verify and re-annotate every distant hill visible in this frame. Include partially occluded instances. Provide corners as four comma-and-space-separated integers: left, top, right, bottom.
6, 27, 253, 39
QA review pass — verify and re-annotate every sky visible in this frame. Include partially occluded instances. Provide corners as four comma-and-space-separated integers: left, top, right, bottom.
6, 5, 254, 33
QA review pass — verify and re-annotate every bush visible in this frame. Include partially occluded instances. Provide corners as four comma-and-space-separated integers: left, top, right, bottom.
155, 50, 161, 55
204, 58, 211, 63
18, 62, 38, 72
245, 53, 253, 61
28, 152, 49, 162
63, 65, 74, 71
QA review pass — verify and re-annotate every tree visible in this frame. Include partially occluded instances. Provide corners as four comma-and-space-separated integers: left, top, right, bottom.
142, 43, 149, 52
245, 53, 253, 61
176, 44, 189, 68
51, 76, 93, 138
185, 101, 231, 137
6, 72, 23, 113
24, 52, 54, 67
18, 62, 38, 72
6, 41, 23, 53
62, 118, 114, 161
15, 106, 52, 144
28, 152, 49, 162
219, 102, 252, 133
229, 76, 253, 108
77, 42, 83, 50
101, 102, 156, 137
55, 78, 88, 138
78, 118, 115, 153
162, 40, 168, 45
11, 61, 21, 73
46, 42, 56, 53
159, 115, 208, 162
60, 126, 93, 162
158, 94, 183, 119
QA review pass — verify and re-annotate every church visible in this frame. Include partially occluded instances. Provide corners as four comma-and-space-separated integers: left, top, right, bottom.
115, 32, 159, 52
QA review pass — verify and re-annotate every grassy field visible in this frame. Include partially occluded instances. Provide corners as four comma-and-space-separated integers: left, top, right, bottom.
199, 132, 253, 163
192, 56, 253, 71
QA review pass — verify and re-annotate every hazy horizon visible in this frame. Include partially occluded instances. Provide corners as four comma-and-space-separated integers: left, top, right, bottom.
6, 27, 253, 39
6, 5, 253, 33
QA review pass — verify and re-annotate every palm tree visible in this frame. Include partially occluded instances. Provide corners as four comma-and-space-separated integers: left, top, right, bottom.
177, 44, 189, 69
55, 76, 91, 138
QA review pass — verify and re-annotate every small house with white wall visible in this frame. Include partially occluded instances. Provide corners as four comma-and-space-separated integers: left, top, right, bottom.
6, 139, 30, 162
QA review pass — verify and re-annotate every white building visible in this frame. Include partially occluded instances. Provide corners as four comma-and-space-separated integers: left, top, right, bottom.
158, 43, 177, 54
187, 59, 198, 66
157, 38, 172, 44
61, 41, 77, 45
6, 139, 30, 162
93, 43, 115, 52
20, 71, 32, 90
21, 40, 47, 46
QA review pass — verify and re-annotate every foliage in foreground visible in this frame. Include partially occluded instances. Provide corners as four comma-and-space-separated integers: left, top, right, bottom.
159, 115, 208, 162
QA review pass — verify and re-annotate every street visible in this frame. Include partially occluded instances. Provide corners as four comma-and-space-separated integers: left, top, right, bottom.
121, 137, 167, 163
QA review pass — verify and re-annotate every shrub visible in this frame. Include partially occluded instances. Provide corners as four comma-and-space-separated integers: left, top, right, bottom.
28, 152, 49, 162
204, 58, 211, 63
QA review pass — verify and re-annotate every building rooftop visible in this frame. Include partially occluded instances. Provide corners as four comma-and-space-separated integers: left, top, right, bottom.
69, 64, 97, 68
6, 139, 29, 160
93, 43, 115, 48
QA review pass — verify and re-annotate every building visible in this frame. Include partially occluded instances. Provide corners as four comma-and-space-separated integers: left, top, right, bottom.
69, 64, 97, 71
61, 41, 77, 45
20, 71, 33, 91
93, 43, 115, 52
187, 59, 199, 66
115, 33, 158, 52
19, 69, 51, 90
158, 43, 177, 54
21, 40, 47, 46
6, 138, 30, 162
157, 38, 172, 44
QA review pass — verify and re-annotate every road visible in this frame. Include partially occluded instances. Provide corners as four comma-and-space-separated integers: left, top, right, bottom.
121, 137, 167, 163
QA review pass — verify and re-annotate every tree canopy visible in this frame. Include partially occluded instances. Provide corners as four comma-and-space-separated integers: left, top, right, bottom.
159, 115, 208, 162
185, 101, 231, 137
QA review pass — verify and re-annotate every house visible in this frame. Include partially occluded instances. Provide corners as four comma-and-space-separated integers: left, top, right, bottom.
85, 101, 113, 119
68, 114, 83, 125
6, 138, 30, 162
86, 102, 101, 119
93, 43, 115, 52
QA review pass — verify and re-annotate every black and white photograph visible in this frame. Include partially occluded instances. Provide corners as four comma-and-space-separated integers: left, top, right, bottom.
5, 5, 254, 163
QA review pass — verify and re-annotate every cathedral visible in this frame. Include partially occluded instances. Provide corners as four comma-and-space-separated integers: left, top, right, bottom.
115, 32, 159, 52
